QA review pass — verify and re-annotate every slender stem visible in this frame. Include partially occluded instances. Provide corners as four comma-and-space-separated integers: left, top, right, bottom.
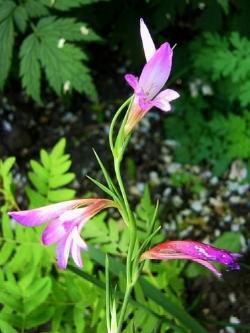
114, 157, 138, 332
109, 96, 139, 332
109, 97, 132, 155
117, 284, 132, 332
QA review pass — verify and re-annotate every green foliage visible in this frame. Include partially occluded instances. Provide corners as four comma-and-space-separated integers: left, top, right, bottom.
26, 138, 76, 207
191, 32, 250, 106
0, 0, 100, 103
170, 170, 204, 194
165, 94, 250, 176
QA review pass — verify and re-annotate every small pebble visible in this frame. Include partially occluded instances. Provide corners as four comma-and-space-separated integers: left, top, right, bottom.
228, 292, 236, 304
191, 200, 203, 213
172, 195, 183, 207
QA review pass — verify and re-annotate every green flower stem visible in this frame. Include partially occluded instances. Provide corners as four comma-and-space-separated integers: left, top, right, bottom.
114, 157, 139, 332
109, 96, 140, 332
109, 97, 132, 155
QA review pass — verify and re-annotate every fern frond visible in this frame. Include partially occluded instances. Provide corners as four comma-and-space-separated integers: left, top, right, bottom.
25, 138, 76, 207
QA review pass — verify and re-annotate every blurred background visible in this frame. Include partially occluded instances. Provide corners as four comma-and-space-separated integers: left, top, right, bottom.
0, 0, 250, 332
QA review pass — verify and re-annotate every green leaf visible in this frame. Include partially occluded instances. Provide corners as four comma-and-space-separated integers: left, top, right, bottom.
0, 319, 18, 333
26, 138, 76, 207
13, 5, 28, 32
24, 306, 54, 329
0, 1, 15, 89
71, 246, 208, 333
87, 175, 116, 198
24, 0, 49, 18
43, 0, 103, 11
49, 173, 75, 188
23, 277, 52, 314
20, 34, 41, 103
213, 231, 242, 252
48, 188, 75, 202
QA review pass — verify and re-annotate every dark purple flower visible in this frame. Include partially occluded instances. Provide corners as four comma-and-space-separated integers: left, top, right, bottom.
141, 240, 241, 277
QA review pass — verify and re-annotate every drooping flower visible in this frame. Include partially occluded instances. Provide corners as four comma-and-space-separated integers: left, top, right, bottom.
124, 18, 180, 134
9, 198, 114, 269
141, 240, 241, 277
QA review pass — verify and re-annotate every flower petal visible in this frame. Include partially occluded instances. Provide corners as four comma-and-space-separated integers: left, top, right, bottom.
156, 89, 180, 102
71, 241, 83, 268
139, 42, 173, 99
125, 74, 138, 90
42, 218, 66, 245
56, 233, 73, 269
151, 97, 171, 112
72, 226, 88, 250
8, 199, 84, 227
192, 258, 222, 278
141, 240, 241, 277
140, 18, 156, 62
152, 89, 180, 112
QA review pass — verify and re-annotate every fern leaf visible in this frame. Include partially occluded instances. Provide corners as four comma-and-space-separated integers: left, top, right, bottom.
0, 1, 15, 89
26, 138, 76, 207
0, 319, 18, 333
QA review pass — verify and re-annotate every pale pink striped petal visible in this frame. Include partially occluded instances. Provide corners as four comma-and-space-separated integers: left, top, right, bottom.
8, 199, 83, 227
151, 98, 171, 112
140, 18, 156, 62
71, 241, 83, 267
156, 89, 180, 102
139, 42, 172, 99
56, 234, 73, 269
42, 218, 66, 245
72, 226, 88, 250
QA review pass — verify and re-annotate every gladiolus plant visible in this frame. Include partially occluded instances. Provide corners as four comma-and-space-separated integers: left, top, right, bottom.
9, 19, 241, 333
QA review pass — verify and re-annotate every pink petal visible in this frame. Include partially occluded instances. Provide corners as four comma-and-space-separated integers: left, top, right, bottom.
59, 208, 87, 223
71, 226, 88, 250
42, 218, 66, 245
156, 89, 180, 102
8, 199, 84, 227
151, 97, 171, 112
193, 259, 222, 278
56, 234, 73, 269
71, 241, 83, 268
125, 74, 138, 90
140, 18, 156, 62
139, 42, 173, 99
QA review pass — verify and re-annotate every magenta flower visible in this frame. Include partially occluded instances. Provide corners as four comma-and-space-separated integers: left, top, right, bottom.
9, 198, 113, 269
141, 240, 241, 277
124, 18, 180, 134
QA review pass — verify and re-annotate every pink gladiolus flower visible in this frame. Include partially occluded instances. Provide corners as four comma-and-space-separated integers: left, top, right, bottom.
141, 240, 241, 278
124, 18, 180, 134
9, 198, 113, 269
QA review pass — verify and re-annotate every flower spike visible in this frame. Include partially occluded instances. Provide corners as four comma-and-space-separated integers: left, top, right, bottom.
124, 18, 180, 134
9, 198, 114, 269
141, 240, 241, 278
